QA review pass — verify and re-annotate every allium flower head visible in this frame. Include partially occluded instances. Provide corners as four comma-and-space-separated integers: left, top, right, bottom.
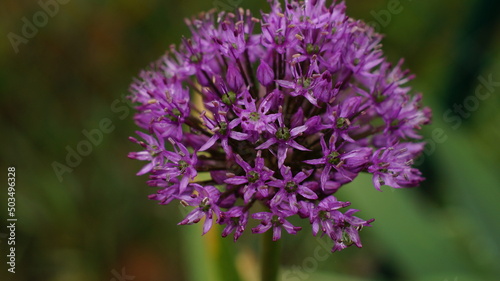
128, 0, 431, 251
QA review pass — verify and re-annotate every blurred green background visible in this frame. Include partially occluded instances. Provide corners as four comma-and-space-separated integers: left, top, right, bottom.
1, 0, 499, 280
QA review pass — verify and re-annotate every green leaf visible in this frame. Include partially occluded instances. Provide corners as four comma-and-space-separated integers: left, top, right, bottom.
337, 173, 473, 278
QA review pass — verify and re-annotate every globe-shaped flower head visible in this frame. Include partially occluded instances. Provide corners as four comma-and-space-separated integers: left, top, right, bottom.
128, 0, 431, 251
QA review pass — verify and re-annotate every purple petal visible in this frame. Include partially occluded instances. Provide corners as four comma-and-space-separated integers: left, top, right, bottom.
226, 64, 245, 90
282, 220, 301, 235
225, 176, 248, 185
198, 135, 219, 151
177, 141, 190, 156
339, 96, 362, 117
289, 140, 310, 151
270, 190, 285, 207
252, 223, 272, 234
229, 117, 242, 128
290, 108, 304, 128
323, 181, 341, 194
345, 226, 362, 247
303, 91, 319, 106
290, 125, 307, 137
321, 166, 332, 188
252, 212, 272, 221
234, 154, 252, 172
277, 145, 288, 167
136, 162, 154, 175
320, 136, 328, 152
298, 185, 318, 200
276, 80, 296, 89
179, 209, 204, 225
230, 131, 249, 141
179, 176, 189, 194
372, 174, 383, 191
303, 158, 325, 165
257, 60, 274, 86
164, 151, 182, 162
202, 215, 213, 235
267, 180, 284, 188
203, 185, 221, 201
256, 138, 277, 150
243, 185, 256, 203
293, 170, 312, 183
259, 95, 274, 114
221, 138, 232, 156
272, 226, 282, 241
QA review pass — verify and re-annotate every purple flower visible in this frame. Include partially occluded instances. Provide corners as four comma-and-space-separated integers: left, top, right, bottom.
128, 131, 166, 175
198, 106, 249, 156
304, 134, 372, 190
309, 196, 350, 237
130, 78, 189, 140
179, 185, 221, 235
325, 96, 364, 142
224, 151, 274, 203
256, 114, 310, 167
268, 166, 317, 213
368, 142, 425, 190
162, 139, 197, 194
333, 209, 375, 252
220, 206, 250, 241
252, 211, 302, 241
256, 60, 275, 87
128, 0, 431, 251
234, 92, 280, 135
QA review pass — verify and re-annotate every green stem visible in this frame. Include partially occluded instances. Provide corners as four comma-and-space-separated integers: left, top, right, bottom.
261, 230, 281, 281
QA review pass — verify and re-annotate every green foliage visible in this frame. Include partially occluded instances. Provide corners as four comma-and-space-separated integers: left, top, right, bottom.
1, 0, 499, 280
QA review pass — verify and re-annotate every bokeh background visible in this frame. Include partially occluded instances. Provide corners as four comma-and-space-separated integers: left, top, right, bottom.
1, 0, 500, 280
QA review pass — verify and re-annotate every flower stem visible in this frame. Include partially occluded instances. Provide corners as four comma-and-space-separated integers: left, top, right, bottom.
261, 230, 281, 281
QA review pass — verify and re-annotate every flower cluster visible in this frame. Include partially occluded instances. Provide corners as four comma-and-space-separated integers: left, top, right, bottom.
128, 0, 431, 251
